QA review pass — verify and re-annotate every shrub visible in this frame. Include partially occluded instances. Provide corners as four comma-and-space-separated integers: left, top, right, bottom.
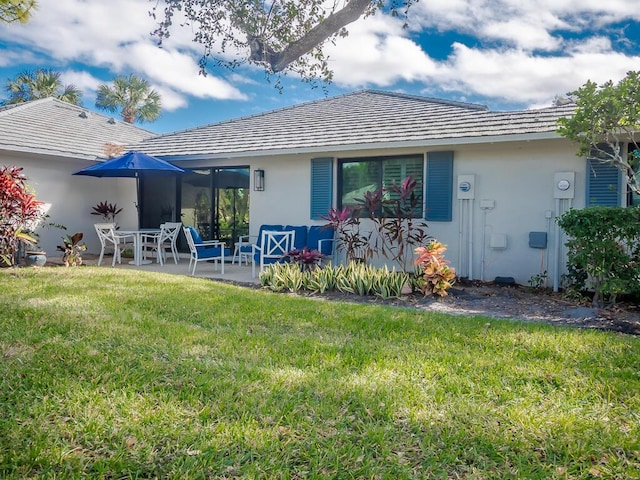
322, 206, 369, 263
57, 232, 87, 267
260, 263, 410, 299
285, 248, 324, 271
323, 176, 430, 272
414, 240, 456, 297
0, 166, 44, 267
357, 176, 430, 272
557, 206, 640, 307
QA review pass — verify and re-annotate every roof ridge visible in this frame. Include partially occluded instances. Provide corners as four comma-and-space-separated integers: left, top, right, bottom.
147, 89, 490, 140
0, 97, 56, 117
0, 97, 157, 135
146, 90, 371, 140
361, 89, 490, 111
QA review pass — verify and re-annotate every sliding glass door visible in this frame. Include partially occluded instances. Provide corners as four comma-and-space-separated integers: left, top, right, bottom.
180, 167, 250, 247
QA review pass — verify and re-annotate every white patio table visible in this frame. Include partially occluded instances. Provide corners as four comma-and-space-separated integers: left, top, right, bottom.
118, 228, 161, 266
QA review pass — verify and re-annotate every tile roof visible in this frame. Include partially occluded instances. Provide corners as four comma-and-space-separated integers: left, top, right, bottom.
137, 90, 575, 159
0, 97, 156, 160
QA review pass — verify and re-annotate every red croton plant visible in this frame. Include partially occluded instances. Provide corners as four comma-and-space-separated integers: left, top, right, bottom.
0, 166, 44, 266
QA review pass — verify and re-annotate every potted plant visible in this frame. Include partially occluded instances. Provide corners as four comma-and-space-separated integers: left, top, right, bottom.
23, 247, 47, 267
91, 201, 122, 227
57, 232, 87, 267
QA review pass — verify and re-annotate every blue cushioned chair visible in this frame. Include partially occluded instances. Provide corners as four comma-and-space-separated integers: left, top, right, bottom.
307, 225, 335, 258
183, 226, 225, 276
284, 225, 308, 251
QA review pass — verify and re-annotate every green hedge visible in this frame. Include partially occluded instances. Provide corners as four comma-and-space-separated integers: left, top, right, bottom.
557, 206, 640, 306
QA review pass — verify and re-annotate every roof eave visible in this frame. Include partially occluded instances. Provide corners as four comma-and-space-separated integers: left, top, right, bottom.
153, 131, 565, 162
0, 144, 101, 161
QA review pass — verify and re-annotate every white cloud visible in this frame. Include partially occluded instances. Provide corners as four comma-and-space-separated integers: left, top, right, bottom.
326, 14, 437, 87
428, 42, 640, 106
1, 0, 640, 121
412, 0, 640, 51
322, 0, 640, 108
60, 69, 102, 94
0, 0, 248, 107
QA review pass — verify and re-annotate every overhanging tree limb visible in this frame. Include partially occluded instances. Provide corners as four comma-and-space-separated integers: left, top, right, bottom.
151, 1, 415, 85
251, 0, 371, 73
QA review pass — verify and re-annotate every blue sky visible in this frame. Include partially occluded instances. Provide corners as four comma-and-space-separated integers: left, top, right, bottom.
1, 0, 639, 134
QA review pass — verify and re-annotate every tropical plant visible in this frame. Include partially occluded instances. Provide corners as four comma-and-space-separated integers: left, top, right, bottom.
2, 68, 82, 105
414, 240, 456, 297
95, 74, 161, 124
324, 176, 429, 272
260, 262, 410, 299
0, 0, 37, 23
285, 247, 324, 271
557, 70, 640, 195
556, 206, 640, 307
0, 166, 44, 266
91, 201, 122, 225
356, 176, 430, 272
151, 0, 416, 87
322, 206, 369, 263
57, 232, 87, 267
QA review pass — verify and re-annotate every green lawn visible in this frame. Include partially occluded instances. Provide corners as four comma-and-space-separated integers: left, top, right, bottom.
1, 268, 639, 479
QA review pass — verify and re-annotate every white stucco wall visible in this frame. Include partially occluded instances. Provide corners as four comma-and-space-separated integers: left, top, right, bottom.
236, 137, 584, 285
2, 151, 138, 256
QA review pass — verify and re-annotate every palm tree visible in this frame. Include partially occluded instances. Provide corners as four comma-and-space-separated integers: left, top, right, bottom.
3, 69, 82, 105
95, 74, 162, 124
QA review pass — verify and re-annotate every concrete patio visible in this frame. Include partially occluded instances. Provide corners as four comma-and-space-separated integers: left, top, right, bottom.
51, 253, 259, 285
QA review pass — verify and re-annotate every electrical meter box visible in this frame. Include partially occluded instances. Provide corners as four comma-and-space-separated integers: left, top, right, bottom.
554, 172, 575, 199
457, 175, 476, 199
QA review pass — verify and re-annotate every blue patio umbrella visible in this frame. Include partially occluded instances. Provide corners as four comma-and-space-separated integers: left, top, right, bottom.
73, 151, 190, 227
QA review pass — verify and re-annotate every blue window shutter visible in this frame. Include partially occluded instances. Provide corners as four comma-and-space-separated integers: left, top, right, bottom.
310, 158, 333, 219
586, 155, 621, 207
426, 151, 453, 221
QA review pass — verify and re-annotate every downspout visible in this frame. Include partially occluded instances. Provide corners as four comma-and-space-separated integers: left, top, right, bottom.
553, 198, 561, 292
468, 198, 474, 280
458, 199, 464, 277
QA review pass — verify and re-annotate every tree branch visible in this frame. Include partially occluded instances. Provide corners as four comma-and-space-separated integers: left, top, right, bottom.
248, 0, 372, 72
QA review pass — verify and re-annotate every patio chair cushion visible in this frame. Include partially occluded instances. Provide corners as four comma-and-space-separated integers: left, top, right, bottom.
253, 225, 288, 265
253, 225, 284, 263
307, 225, 335, 256
284, 225, 307, 251
255, 224, 284, 246
186, 226, 225, 258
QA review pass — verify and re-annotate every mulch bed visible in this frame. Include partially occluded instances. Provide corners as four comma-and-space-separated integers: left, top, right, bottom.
229, 278, 640, 336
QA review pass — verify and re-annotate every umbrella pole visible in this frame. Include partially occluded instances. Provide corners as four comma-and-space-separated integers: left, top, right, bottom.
136, 173, 142, 229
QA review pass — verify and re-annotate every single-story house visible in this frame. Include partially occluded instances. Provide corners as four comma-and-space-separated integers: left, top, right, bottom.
0, 97, 155, 254
133, 90, 632, 286
2, 91, 632, 286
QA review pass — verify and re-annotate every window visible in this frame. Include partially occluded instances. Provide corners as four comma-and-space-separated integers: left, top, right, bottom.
338, 154, 424, 215
586, 145, 621, 207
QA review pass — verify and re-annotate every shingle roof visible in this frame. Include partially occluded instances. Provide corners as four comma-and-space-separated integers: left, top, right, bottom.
137, 90, 575, 159
0, 97, 156, 160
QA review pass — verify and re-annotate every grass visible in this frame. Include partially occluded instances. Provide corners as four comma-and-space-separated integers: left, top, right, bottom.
0, 267, 639, 479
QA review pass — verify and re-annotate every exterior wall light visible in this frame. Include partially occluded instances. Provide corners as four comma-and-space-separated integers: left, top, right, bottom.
254, 169, 265, 191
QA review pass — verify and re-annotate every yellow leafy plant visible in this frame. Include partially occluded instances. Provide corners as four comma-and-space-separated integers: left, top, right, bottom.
415, 240, 456, 297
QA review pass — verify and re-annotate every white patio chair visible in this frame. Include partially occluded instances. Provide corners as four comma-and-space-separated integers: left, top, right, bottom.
183, 226, 225, 276
94, 223, 134, 267
140, 230, 164, 265
232, 234, 256, 266
141, 222, 182, 266
158, 222, 182, 264
252, 229, 295, 277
